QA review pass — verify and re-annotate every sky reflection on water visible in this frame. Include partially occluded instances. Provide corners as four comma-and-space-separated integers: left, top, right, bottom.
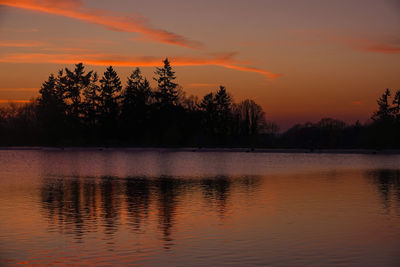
1, 150, 400, 266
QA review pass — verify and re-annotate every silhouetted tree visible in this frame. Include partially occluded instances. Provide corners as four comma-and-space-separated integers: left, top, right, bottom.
392, 90, 400, 121
62, 63, 93, 121
37, 74, 66, 143
279, 118, 347, 149
82, 72, 100, 130
121, 68, 152, 143
372, 88, 393, 122
214, 86, 233, 144
317, 118, 346, 148
199, 92, 217, 140
98, 66, 122, 140
152, 59, 189, 145
233, 99, 267, 146
9, 61, 398, 149
215, 86, 232, 117
369, 88, 400, 148
199, 93, 216, 113
182, 95, 199, 112
154, 58, 179, 107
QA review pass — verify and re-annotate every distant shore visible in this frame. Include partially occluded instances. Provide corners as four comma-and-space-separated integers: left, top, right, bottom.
0, 147, 400, 154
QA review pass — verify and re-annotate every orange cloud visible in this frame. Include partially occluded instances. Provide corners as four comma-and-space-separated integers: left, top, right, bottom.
0, 40, 47, 47
0, 27, 39, 33
338, 37, 400, 55
0, 0, 202, 49
40, 47, 92, 53
0, 52, 282, 80
187, 83, 218, 88
351, 101, 363, 106
293, 29, 400, 55
224, 65, 283, 80
0, 40, 94, 52
0, 99, 31, 103
0, 87, 38, 91
357, 44, 400, 54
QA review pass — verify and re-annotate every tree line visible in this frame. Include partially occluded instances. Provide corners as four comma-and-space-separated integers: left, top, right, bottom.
0, 59, 273, 147
0, 59, 398, 149
277, 88, 400, 149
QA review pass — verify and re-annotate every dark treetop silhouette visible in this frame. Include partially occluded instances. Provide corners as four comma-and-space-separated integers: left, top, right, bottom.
0, 59, 399, 148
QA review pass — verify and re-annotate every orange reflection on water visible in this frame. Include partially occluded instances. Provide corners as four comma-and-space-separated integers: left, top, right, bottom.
1, 151, 400, 266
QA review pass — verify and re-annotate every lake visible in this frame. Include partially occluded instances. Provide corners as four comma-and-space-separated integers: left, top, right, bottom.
0, 149, 400, 266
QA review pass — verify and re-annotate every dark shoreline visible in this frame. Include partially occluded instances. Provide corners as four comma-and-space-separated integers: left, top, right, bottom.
0, 147, 399, 154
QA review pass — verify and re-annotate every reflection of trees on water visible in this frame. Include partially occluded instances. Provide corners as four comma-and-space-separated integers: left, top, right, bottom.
125, 178, 150, 232
41, 178, 99, 241
201, 176, 262, 217
40, 175, 261, 247
155, 177, 183, 249
101, 178, 122, 239
367, 170, 400, 212
201, 176, 231, 217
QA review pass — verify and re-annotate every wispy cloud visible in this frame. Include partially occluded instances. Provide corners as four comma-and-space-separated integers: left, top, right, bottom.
186, 83, 218, 88
351, 100, 363, 106
0, 0, 202, 49
0, 99, 31, 103
356, 44, 400, 54
0, 52, 282, 80
0, 28, 39, 33
0, 39, 98, 54
223, 65, 283, 80
0, 87, 38, 91
293, 29, 400, 55
0, 40, 47, 47
39, 47, 92, 53
333, 36, 400, 55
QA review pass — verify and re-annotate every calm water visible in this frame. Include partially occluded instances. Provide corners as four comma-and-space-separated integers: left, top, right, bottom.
0, 150, 400, 266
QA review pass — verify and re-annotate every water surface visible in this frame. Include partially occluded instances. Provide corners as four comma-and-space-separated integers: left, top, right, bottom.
0, 150, 400, 266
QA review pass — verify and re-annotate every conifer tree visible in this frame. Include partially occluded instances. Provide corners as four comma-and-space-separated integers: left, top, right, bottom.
214, 86, 233, 140
82, 72, 100, 127
122, 68, 152, 113
98, 66, 122, 130
215, 86, 232, 116
199, 93, 217, 135
154, 58, 178, 107
392, 90, 400, 120
62, 63, 93, 120
38, 74, 66, 141
121, 68, 152, 140
38, 74, 60, 108
199, 93, 216, 112
372, 88, 393, 122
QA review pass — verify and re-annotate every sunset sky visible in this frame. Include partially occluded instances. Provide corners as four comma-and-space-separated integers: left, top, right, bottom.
0, 0, 399, 129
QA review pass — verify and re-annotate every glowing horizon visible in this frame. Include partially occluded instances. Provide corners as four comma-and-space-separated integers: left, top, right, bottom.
0, 0, 399, 129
